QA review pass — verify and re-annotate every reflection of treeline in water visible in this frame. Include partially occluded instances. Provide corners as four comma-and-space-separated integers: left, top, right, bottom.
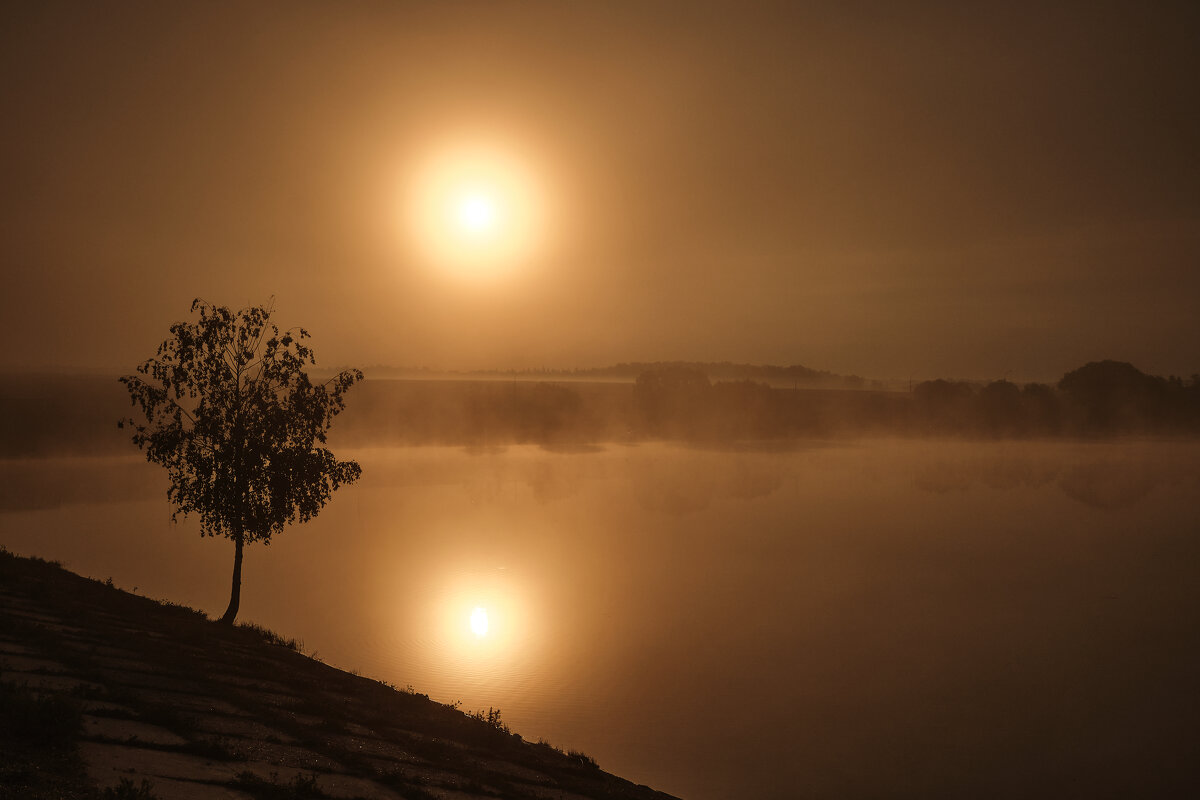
2, 360, 1198, 456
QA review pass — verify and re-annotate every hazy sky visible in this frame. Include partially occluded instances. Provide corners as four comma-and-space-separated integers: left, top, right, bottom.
2, 1, 1197, 381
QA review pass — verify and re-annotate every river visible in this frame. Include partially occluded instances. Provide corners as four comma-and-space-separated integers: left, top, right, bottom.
2, 439, 1198, 798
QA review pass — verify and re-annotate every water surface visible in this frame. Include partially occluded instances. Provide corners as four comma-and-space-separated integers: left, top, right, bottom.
3, 440, 1198, 798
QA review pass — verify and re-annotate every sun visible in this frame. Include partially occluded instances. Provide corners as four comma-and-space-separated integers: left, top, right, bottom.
401, 141, 546, 277
469, 606, 490, 637
456, 192, 499, 236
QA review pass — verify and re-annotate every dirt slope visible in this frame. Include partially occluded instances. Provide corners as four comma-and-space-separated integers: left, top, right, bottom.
0, 550, 680, 800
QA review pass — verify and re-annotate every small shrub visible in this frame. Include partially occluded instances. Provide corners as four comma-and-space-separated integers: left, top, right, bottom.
568, 748, 599, 769
237, 621, 303, 652
469, 706, 510, 733
533, 738, 598, 769
158, 599, 208, 620
234, 770, 327, 798
102, 777, 160, 799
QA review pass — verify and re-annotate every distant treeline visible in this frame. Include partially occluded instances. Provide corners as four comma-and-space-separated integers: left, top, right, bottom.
1, 360, 1197, 457
0, 375, 129, 457
629, 360, 1200, 440
312, 359, 1200, 445
913, 360, 1200, 436
344, 360, 877, 389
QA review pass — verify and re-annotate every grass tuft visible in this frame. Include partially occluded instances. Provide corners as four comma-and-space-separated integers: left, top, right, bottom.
236, 621, 304, 653
102, 777, 160, 799
568, 748, 600, 769
469, 706, 510, 734
233, 770, 327, 798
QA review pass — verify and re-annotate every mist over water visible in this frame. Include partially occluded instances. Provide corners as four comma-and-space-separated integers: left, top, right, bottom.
3, 440, 1199, 799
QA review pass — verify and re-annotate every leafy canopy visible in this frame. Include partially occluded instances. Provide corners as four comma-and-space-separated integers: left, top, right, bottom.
119, 299, 362, 545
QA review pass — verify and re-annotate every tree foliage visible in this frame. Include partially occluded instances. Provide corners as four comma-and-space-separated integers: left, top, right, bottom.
119, 299, 362, 621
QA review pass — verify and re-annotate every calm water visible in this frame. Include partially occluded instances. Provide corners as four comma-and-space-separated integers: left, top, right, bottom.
3, 440, 1199, 798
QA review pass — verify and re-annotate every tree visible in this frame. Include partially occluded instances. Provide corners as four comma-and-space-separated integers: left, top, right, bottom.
119, 299, 362, 624
1057, 360, 1164, 433
913, 379, 975, 432
977, 379, 1023, 435
633, 367, 711, 436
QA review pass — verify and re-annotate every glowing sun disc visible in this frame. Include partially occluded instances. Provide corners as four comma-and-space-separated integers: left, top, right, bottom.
469, 607, 489, 637
401, 141, 547, 277
457, 193, 498, 234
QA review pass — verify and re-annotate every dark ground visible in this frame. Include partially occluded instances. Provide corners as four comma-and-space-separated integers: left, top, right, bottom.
0, 549, 680, 800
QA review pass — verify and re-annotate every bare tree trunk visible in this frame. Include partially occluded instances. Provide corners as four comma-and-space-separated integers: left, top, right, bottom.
219, 534, 244, 624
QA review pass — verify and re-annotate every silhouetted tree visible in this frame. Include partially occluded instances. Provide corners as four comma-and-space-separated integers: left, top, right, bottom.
710, 379, 776, 438
978, 379, 1023, 435
634, 368, 711, 436
1020, 382, 1061, 435
119, 300, 362, 624
1057, 360, 1164, 433
913, 379, 975, 432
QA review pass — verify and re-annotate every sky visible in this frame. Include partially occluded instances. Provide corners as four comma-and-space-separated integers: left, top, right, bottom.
2, 0, 1197, 382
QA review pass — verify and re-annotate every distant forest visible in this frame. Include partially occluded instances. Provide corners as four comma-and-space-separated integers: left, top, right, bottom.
346, 360, 875, 389
1, 360, 1198, 457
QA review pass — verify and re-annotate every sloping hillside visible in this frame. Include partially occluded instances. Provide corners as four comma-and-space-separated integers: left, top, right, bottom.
0, 549, 680, 800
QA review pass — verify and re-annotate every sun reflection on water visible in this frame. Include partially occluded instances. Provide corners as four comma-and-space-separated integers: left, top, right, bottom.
470, 606, 490, 636
417, 564, 541, 687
